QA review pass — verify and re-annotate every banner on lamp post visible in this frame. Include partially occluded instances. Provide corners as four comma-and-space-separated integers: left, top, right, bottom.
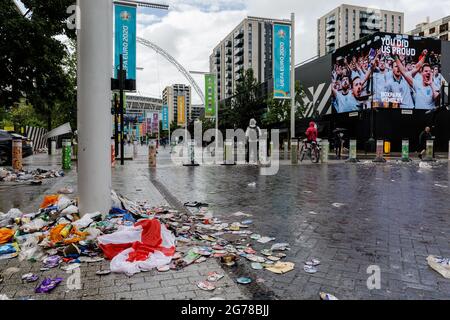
152, 112, 159, 134
162, 105, 169, 131
205, 74, 216, 118
114, 3, 137, 81
273, 23, 292, 99
177, 96, 186, 125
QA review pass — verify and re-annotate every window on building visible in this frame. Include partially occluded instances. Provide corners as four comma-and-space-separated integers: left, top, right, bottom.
440, 23, 449, 33
440, 34, 449, 41
419, 31, 425, 37
429, 27, 436, 34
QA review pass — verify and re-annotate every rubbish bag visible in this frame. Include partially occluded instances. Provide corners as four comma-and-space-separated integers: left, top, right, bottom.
427, 255, 450, 279
21, 218, 47, 233
18, 235, 44, 262
0, 228, 14, 244
57, 196, 72, 211
40, 195, 60, 209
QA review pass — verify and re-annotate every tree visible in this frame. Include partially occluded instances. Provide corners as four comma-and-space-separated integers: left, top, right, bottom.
221, 69, 266, 130
0, 0, 76, 131
10, 99, 45, 131
263, 81, 307, 136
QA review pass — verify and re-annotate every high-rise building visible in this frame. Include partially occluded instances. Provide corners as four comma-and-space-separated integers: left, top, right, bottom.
408, 16, 450, 41
209, 16, 292, 101
318, 4, 404, 56
162, 84, 192, 126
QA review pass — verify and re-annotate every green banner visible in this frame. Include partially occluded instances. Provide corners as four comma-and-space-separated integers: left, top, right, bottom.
205, 74, 216, 118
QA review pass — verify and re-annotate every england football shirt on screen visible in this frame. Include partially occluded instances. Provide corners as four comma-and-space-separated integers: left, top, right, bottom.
413, 78, 436, 110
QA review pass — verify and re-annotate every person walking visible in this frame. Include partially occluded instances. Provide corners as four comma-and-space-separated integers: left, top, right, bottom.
418, 126, 432, 160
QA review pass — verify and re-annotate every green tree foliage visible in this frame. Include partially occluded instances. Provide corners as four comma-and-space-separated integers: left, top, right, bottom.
0, 0, 76, 131
263, 81, 307, 136
10, 99, 45, 130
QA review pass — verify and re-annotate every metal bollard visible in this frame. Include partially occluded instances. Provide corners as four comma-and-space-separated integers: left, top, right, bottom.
223, 140, 236, 165
62, 139, 72, 170
284, 141, 289, 160
291, 139, 298, 165
373, 140, 386, 163
321, 140, 329, 163
148, 140, 157, 167
12, 138, 23, 171
51, 140, 57, 155
402, 140, 412, 162
347, 139, 359, 163
183, 140, 199, 166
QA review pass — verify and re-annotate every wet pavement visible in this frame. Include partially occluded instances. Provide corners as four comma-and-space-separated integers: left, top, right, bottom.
1, 147, 449, 300
153, 154, 450, 300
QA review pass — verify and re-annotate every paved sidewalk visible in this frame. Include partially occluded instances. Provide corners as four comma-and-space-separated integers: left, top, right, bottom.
0, 149, 248, 300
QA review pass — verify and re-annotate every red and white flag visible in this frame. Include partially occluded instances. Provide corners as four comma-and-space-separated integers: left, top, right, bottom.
98, 219, 176, 275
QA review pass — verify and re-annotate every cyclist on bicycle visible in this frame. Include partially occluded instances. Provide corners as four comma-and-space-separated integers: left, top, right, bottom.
305, 121, 318, 145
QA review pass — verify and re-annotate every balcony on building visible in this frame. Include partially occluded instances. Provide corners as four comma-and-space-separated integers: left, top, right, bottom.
234, 29, 244, 39
214, 57, 220, 64
326, 32, 336, 40
226, 81, 232, 87
225, 40, 232, 48
227, 89, 232, 95
226, 57, 232, 63
235, 56, 243, 65
226, 48, 232, 56
235, 38, 244, 48
326, 38, 335, 46
226, 65, 232, 71
234, 47, 244, 56
327, 16, 336, 24
326, 24, 335, 32
214, 50, 221, 57
235, 73, 242, 81
226, 72, 232, 79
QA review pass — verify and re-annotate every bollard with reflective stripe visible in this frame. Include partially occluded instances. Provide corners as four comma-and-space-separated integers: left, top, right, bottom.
148, 139, 157, 167
291, 139, 298, 165
321, 140, 329, 163
347, 139, 359, 163
111, 138, 116, 168
423, 140, 435, 162
373, 140, 386, 163
12, 138, 23, 171
62, 139, 72, 170
402, 140, 412, 162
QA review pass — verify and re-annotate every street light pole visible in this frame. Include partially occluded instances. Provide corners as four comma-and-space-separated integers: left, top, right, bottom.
290, 13, 296, 141
77, 0, 112, 216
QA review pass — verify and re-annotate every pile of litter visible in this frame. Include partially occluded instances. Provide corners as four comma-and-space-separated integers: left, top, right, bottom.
0, 191, 297, 297
0, 168, 64, 184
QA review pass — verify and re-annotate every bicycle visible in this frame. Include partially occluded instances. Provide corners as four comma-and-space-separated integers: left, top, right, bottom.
300, 138, 321, 163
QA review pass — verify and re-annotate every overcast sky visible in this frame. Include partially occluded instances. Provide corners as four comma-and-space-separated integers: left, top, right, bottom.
136, 0, 450, 103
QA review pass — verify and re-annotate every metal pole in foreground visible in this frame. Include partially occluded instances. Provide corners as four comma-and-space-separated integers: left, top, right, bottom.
77, 0, 112, 216
290, 13, 296, 142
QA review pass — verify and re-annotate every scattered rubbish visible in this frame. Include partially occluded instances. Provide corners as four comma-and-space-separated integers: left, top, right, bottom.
207, 272, 224, 282
434, 184, 448, 188
305, 258, 321, 266
303, 265, 318, 274
237, 277, 252, 285
251, 263, 264, 270
320, 292, 339, 300
247, 182, 257, 187
271, 243, 290, 252
58, 187, 74, 194
261, 249, 272, 256
309, 211, 318, 215
0, 168, 63, 184
256, 278, 265, 284
250, 234, 261, 240
157, 265, 170, 272
96, 270, 111, 276
221, 254, 237, 267
427, 255, 450, 279
0, 228, 15, 244
184, 202, 208, 208
61, 263, 80, 272
265, 262, 295, 274
197, 281, 216, 291
267, 256, 281, 262
30, 180, 42, 186
257, 236, 275, 244
22, 273, 39, 283
232, 212, 253, 217
0, 294, 10, 300
332, 203, 345, 208
241, 220, 253, 225
35, 278, 63, 293
43, 256, 61, 269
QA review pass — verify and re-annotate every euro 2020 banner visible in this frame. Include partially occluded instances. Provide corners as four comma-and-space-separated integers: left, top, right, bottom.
114, 4, 137, 81
273, 24, 292, 99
